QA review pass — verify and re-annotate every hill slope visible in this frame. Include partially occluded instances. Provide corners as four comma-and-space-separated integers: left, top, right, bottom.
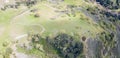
0, 0, 120, 58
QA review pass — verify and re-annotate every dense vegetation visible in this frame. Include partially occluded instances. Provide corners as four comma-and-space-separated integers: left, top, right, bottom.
96, 0, 120, 9
30, 33, 83, 58
48, 33, 83, 58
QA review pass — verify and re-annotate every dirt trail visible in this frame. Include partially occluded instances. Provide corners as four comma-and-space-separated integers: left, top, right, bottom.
15, 34, 28, 40
10, 9, 45, 58
11, 34, 36, 58
10, 9, 30, 24
10, 33, 28, 58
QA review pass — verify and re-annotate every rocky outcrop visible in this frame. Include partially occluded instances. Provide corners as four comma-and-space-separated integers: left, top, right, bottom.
86, 38, 103, 58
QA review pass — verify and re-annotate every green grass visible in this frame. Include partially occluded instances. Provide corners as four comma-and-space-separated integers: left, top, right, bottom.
0, 1, 104, 58
0, 25, 11, 49
17, 47, 46, 58
13, 4, 103, 38
0, 6, 28, 57
0, 7, 27, 24
0, 26, 11, 58
17, 37, 58, 58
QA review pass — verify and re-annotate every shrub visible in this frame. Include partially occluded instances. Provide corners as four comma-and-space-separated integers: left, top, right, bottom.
50, 33, 83, 58
31, 34, 41, 43
82, 36, 86, 41
5, 48, 13, 54
2, 42, 9, 47
34, 13, 40, 18
1, 7, 6, 11
96, 0, 120, 9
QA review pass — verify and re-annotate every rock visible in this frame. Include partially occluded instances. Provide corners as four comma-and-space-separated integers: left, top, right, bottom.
86, 38, 103, 58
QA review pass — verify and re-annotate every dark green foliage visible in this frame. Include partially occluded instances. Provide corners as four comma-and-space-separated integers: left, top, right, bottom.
87, 2, 119, 23
29, 34, 59, 57
25, 0, 37, 8
96, 0, 120, 9
49, 33, 83, 58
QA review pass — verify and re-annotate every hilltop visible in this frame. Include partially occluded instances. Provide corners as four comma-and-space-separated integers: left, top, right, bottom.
0, 0, 120, 58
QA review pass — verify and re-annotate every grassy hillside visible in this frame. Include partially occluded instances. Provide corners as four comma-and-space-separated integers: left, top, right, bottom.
0, 0, 120, 58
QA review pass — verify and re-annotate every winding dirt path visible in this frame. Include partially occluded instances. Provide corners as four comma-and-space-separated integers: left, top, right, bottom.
9, 8, 45, 58
15, 34, 28, 40
11, 33, 37, 58
10, 9, 30, 24
10, 33, 29, 58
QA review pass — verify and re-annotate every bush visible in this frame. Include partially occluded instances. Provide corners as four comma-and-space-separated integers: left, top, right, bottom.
96, 0, 120, 9
5, 48, 13, 54
2, 42, 9, 47
31, 34, 41, 43
34, 13, 40, 18
82, 36, 86, 41
1, 7, 6, 11
29, 33, 83, 58
99, 32, 115, 48
50, 33, 83, 58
